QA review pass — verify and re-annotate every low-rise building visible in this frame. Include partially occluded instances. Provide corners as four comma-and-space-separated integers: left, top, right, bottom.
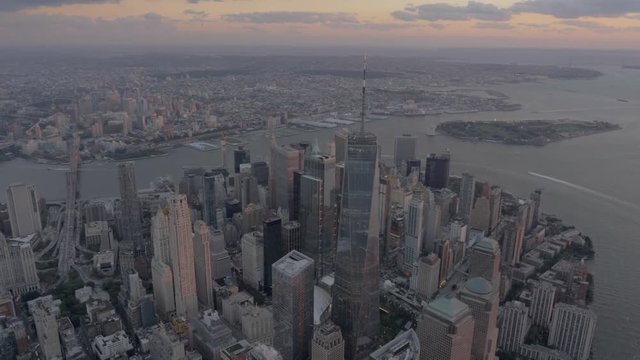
92, 330, 133, 360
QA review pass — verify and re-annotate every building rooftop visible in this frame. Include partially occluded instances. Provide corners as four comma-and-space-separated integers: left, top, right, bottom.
464, 277, 494, 295
475, 237, 499, 253
425, 296, 471, 322
369, 329, 420, 360
273, 250, 312, 276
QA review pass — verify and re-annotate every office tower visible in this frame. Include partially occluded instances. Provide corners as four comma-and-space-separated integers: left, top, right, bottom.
332, 61, 381, 359
282, 221, 302, 253
210, 229, 231, 280
530, 282, 557, 327
299, 173, 331, 279
263, 218, 283, 292
117, 162, 143, 252
269, 141, 304, 211
496, 218, 525, 266
305, 147, 337, 207
458, 277, 499, 360
469, 238, 501, 285
191, 309, 234, 360
272, 251, 314, 360
241, 203, 264, 234
202, 172, 219, 228
530, 190, 543, 229
488, 186, 502, 234
6, 183, 42, 237
238, 173, 259, 209
234, 146, 251, 173
241, 231, 264, 290
404, 194, 425, 272
85, 221, 114, 251
424, 153, 451, 189
0, 233, 39, 295
436, 239, 453, 284
459, 173, 475, 224
424, 191, 441, 254
418, 295, 474, 360
84, 202, 108, 222
292, 170, 304, 221
416, 254, 440, 300
384, 204, 405, 267
450, 220, 468, 251
149, 324, 188, 360
225, 199, 242, 219
30, 297, 62, 360
193, 221, 214, 308
498, 301, 530, 353
334, 129, 349, 163
394, 134, 417, 168
312, 321, 345, 360
150, 196, 197, 320
370, 329, 420, 360
548, 304, 597, 360
251, 161, 270, 186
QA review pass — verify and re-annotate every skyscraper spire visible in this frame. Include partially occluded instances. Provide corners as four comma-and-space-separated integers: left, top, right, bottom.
360, 55, 367, 133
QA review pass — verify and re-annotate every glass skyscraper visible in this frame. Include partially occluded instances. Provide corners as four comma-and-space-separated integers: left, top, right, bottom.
332, 129, 381, 359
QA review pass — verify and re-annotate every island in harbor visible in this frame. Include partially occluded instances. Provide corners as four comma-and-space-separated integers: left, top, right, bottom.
436, 119, 621, 146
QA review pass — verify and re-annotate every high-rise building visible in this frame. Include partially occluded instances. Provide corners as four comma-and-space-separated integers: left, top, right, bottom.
0, 234, 40, 295
202, 171, 219, 229
404, 194, 425, 272
436, 239, 453, 284
241, 304, 274, 345
269, 141, 304, 211
241, 231, 264, 290
190, 309, 234, 360
251, 161, 270, 187
394, 134, 417, 168
458, 277, 499, 360
6, 183, 42, 237
403, 159, 422, 177
334, 129, 349, 163
210, 229, 231, 280
459, 173, 475, 224
30, 296, 62, 360
469, 238, 501, 285
548, 304, 596, 360
311, 321, 345, 360
150, 195, 198, 320
234, 146, 251, 174
272, 251, 314, 360
193, 221, 214, 308
496, 218, 525, 266
488, 186, 502, 234
263, 218, 283, 292
416, 254, 440, 300
332, 111, 381, 358
417, 295, 474, 360
530, 282, 557, 327
498, 301, 530, 353
299, 174, 333, 279
305, 148, 337, 207
530, 190, 543, 230
117, 162, 143, 252
282, 221, 302, 253
424, 153, 450, 190
384, 204, 405, 268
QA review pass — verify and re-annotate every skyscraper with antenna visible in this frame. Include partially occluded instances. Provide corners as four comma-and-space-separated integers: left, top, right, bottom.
332, 56, 381, 359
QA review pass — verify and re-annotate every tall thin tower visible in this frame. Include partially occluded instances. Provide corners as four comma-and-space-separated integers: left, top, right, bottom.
332, 57, 381, 359
118, 162, 143, 253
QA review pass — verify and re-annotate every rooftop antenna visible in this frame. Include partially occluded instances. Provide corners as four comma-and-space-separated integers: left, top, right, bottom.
360, 55, 367, 133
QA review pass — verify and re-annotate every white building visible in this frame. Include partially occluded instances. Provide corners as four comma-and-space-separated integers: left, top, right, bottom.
29, 296, 62, 360
416, 253, 440, 300
241, 305, 273, 345
498, 301, 530, 353
6, 183, 42, 237
241, 231, 264, 290
530, 282, 557, 327
0, 234, 40, 295
548, 303, 597, 360
92, 330, 133, 360
211, 229, 231, 280
84, 221, 113, 250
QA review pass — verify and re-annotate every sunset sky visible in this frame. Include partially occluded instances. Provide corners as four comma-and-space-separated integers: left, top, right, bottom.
1, 0, 640, 48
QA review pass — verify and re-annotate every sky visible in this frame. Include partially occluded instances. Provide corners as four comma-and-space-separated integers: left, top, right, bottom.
1, 0, 640, 49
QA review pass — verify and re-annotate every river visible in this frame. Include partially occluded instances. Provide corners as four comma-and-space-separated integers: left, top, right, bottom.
1, 65, 640, 358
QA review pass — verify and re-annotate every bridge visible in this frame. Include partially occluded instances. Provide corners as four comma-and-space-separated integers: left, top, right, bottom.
57, 135, 80, 278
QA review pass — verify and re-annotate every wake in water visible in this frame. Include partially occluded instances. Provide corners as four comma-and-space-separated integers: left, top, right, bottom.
528, 172, 640, 211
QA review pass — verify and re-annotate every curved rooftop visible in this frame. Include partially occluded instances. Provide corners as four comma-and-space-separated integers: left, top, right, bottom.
465, 277, 494, 295
475, 237, 499, 253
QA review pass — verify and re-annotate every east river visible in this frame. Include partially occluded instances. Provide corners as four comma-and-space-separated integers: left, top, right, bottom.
1, 65, 640, 359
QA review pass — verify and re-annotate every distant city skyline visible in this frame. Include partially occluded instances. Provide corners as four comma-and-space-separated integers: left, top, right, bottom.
1, 0, 640, 48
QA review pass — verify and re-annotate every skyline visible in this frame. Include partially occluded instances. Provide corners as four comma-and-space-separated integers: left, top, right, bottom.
0, 0, 640, 49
